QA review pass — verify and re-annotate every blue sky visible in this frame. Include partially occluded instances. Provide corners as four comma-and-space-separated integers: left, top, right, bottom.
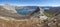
0, 0, 60, 6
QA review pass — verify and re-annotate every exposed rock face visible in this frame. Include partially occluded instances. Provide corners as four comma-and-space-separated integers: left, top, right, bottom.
40, 8, 48, 20
30, 7, 40, 15
3, 4, 17, 13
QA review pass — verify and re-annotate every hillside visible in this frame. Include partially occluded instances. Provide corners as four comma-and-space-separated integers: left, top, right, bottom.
0, 6, 42, 27
44, 7, 60, 18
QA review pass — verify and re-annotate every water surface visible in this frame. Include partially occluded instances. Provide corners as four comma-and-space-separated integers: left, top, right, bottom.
17, 9, 35, 15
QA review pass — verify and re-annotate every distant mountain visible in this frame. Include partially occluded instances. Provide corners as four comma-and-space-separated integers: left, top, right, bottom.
16, 6, 38, 10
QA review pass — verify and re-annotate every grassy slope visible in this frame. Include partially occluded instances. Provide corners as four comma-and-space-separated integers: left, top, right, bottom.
44, 12, 54, 18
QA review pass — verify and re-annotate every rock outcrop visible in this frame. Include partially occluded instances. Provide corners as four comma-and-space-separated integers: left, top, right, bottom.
3, 4, 17, 13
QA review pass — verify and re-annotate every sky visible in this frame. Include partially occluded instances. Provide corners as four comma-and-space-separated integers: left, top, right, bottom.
0, 0, 60, 6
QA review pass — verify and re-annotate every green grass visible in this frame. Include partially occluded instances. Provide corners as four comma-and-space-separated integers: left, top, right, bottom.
44, 12, 54, 18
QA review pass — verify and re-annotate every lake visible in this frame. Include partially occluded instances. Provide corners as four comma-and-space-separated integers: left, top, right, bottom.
17, 9, 35, 15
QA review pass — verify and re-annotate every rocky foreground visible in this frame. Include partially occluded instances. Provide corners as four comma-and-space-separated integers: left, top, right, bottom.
0, 17, 44, 27
0, 16, 60, 27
